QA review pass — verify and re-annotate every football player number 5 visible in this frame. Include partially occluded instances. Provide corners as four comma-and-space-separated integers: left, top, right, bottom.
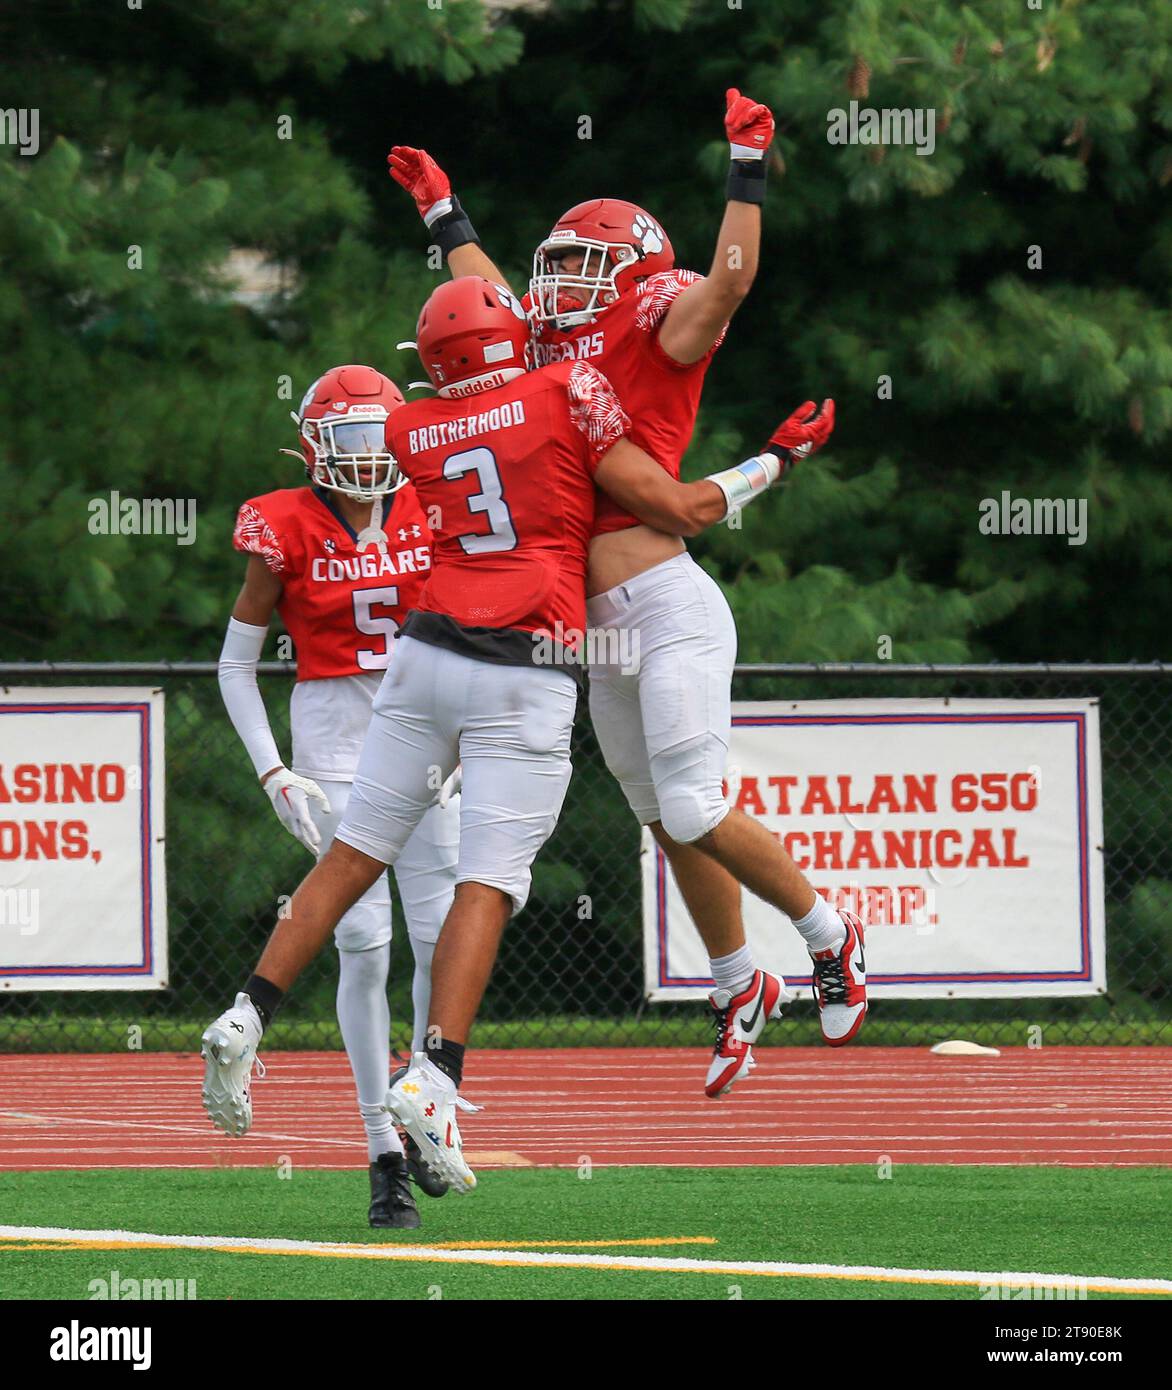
444, 446, 517, 553
353, 586, 398, 670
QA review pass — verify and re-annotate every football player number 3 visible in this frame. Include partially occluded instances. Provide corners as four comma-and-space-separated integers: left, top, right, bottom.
443, 446, 517, 553
353, 586, 399, 670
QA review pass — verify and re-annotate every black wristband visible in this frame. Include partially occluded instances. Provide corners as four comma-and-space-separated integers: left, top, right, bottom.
726, 158, 767, 205
429, 196, 481, 257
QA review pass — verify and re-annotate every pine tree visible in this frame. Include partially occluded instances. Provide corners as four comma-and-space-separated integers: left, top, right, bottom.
0, 0, 522, 656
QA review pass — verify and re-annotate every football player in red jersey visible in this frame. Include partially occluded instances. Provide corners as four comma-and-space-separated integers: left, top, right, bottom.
200, 278, 835, 1191
212, 364, 462, 1228
388, 91, 867, 1091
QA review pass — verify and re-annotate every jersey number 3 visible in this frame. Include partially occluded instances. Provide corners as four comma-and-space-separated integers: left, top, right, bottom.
443, 446, 517, 553
353, 586, 398, 670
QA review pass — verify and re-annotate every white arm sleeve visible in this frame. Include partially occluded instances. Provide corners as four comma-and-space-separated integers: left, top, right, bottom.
217, 617, 283, 779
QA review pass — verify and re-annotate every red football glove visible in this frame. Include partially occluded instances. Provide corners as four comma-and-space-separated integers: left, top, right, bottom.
387, 145, 453, 227
725, 88, 775, 160
767, 399, 835, 468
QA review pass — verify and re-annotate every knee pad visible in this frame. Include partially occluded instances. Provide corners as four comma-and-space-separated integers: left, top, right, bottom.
336, 941, 391, 992
653, 737, 730, 846
333, 875, 393, 954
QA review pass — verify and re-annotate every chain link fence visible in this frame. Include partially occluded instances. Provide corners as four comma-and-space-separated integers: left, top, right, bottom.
1, 663, 1169, 1051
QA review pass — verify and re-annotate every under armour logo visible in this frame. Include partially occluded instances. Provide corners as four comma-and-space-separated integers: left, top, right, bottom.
229, 1022, 245, 1033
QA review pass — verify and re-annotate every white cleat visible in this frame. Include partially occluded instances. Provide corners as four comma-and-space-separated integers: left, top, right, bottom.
386, 1053, 477, 1194
200, 992, 265, 1136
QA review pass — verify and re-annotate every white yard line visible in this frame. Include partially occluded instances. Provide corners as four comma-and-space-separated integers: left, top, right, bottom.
1, 1225, 1169, 1295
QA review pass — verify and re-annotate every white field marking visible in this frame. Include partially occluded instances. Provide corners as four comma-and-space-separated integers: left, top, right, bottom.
0, 1111, 1136, 1139
1, 1226, 1169, 1296
0, 1156, 1162, 1167
3, 1117, 1163, 1159
436, 1117, 1172, 1133
8, 1061, 1169, 1082
2, 1045, 1162, 1067
7, 1073, 1170, 1093
0, 1110, 356, 1148
5, 1145, 1170, 1158
7, 1125, 1167, 1144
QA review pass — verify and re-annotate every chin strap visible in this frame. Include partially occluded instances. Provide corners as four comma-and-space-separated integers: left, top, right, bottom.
356, 494, 387, 553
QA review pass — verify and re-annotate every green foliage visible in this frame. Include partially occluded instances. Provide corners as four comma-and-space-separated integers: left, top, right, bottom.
2, 0, 1170, 664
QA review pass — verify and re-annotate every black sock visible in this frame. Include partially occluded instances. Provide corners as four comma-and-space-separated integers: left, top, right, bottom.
243, 973, 284, 1032
427, 1038, 466, 1089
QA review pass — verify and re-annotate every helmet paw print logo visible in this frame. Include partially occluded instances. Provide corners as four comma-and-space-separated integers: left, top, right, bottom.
493, 284, 527, 321
631, 213, 665, 256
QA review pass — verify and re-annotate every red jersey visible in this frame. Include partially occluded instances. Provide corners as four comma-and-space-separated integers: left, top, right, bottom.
386, 361, 629, 641
232, 485, 432, 681
532, 269, 726, 535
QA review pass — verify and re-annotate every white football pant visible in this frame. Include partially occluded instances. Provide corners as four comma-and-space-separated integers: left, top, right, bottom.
586, 551, 737, 844
307, 778, 460, 953
337, 635, 578, 915
307, 777, 460, 1156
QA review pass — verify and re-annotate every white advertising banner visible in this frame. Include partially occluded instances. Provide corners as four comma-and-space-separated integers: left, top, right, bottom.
0, 688, 168, 991
643, 700, 1105, 1001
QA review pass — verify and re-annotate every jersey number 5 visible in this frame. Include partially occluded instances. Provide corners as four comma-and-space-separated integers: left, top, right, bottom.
443, 446, 517, 553
353, 586, 399, 670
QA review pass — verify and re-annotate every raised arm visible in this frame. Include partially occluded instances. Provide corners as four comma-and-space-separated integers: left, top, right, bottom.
657, 89, 774, 366
387, 146, 512, 289
593, 400, 835, 536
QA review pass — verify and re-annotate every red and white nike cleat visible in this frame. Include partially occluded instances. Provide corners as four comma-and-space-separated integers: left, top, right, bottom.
810, 909, 867, 1046
705, 969, 791, 1098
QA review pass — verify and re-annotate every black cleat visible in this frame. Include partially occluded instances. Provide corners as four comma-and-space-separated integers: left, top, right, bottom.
368, 1152, 421, 1229
405, 1131, 450, 1198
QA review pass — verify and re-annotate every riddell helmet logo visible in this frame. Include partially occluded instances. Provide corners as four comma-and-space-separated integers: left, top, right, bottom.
444, 370, 510, 398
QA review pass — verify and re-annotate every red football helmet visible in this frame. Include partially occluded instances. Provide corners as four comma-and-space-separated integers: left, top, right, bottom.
529, 198, 675, 328
283, 365, 406, 500
415, 277, 530, 397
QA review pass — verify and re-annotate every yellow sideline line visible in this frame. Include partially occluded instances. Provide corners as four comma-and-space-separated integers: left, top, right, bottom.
2, 1228, 1171, 1294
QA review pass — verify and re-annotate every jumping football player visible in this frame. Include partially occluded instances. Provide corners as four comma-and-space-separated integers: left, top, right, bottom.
200, 277, 835, 1191
213, 363, 461, 1229
387, 90, 867, 1095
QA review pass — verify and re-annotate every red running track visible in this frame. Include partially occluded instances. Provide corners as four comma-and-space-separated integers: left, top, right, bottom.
0, 1048, 1169, 1171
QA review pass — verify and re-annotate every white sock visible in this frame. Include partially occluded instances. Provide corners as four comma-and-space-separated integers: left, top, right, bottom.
792, 893, 847, 955
408, 935, 435, 1054
336, 944, 403, 1162
709, 943, 756, 996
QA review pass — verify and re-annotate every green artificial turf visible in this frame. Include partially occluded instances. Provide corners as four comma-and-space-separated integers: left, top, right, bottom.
1, 1165, 1169, 1301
